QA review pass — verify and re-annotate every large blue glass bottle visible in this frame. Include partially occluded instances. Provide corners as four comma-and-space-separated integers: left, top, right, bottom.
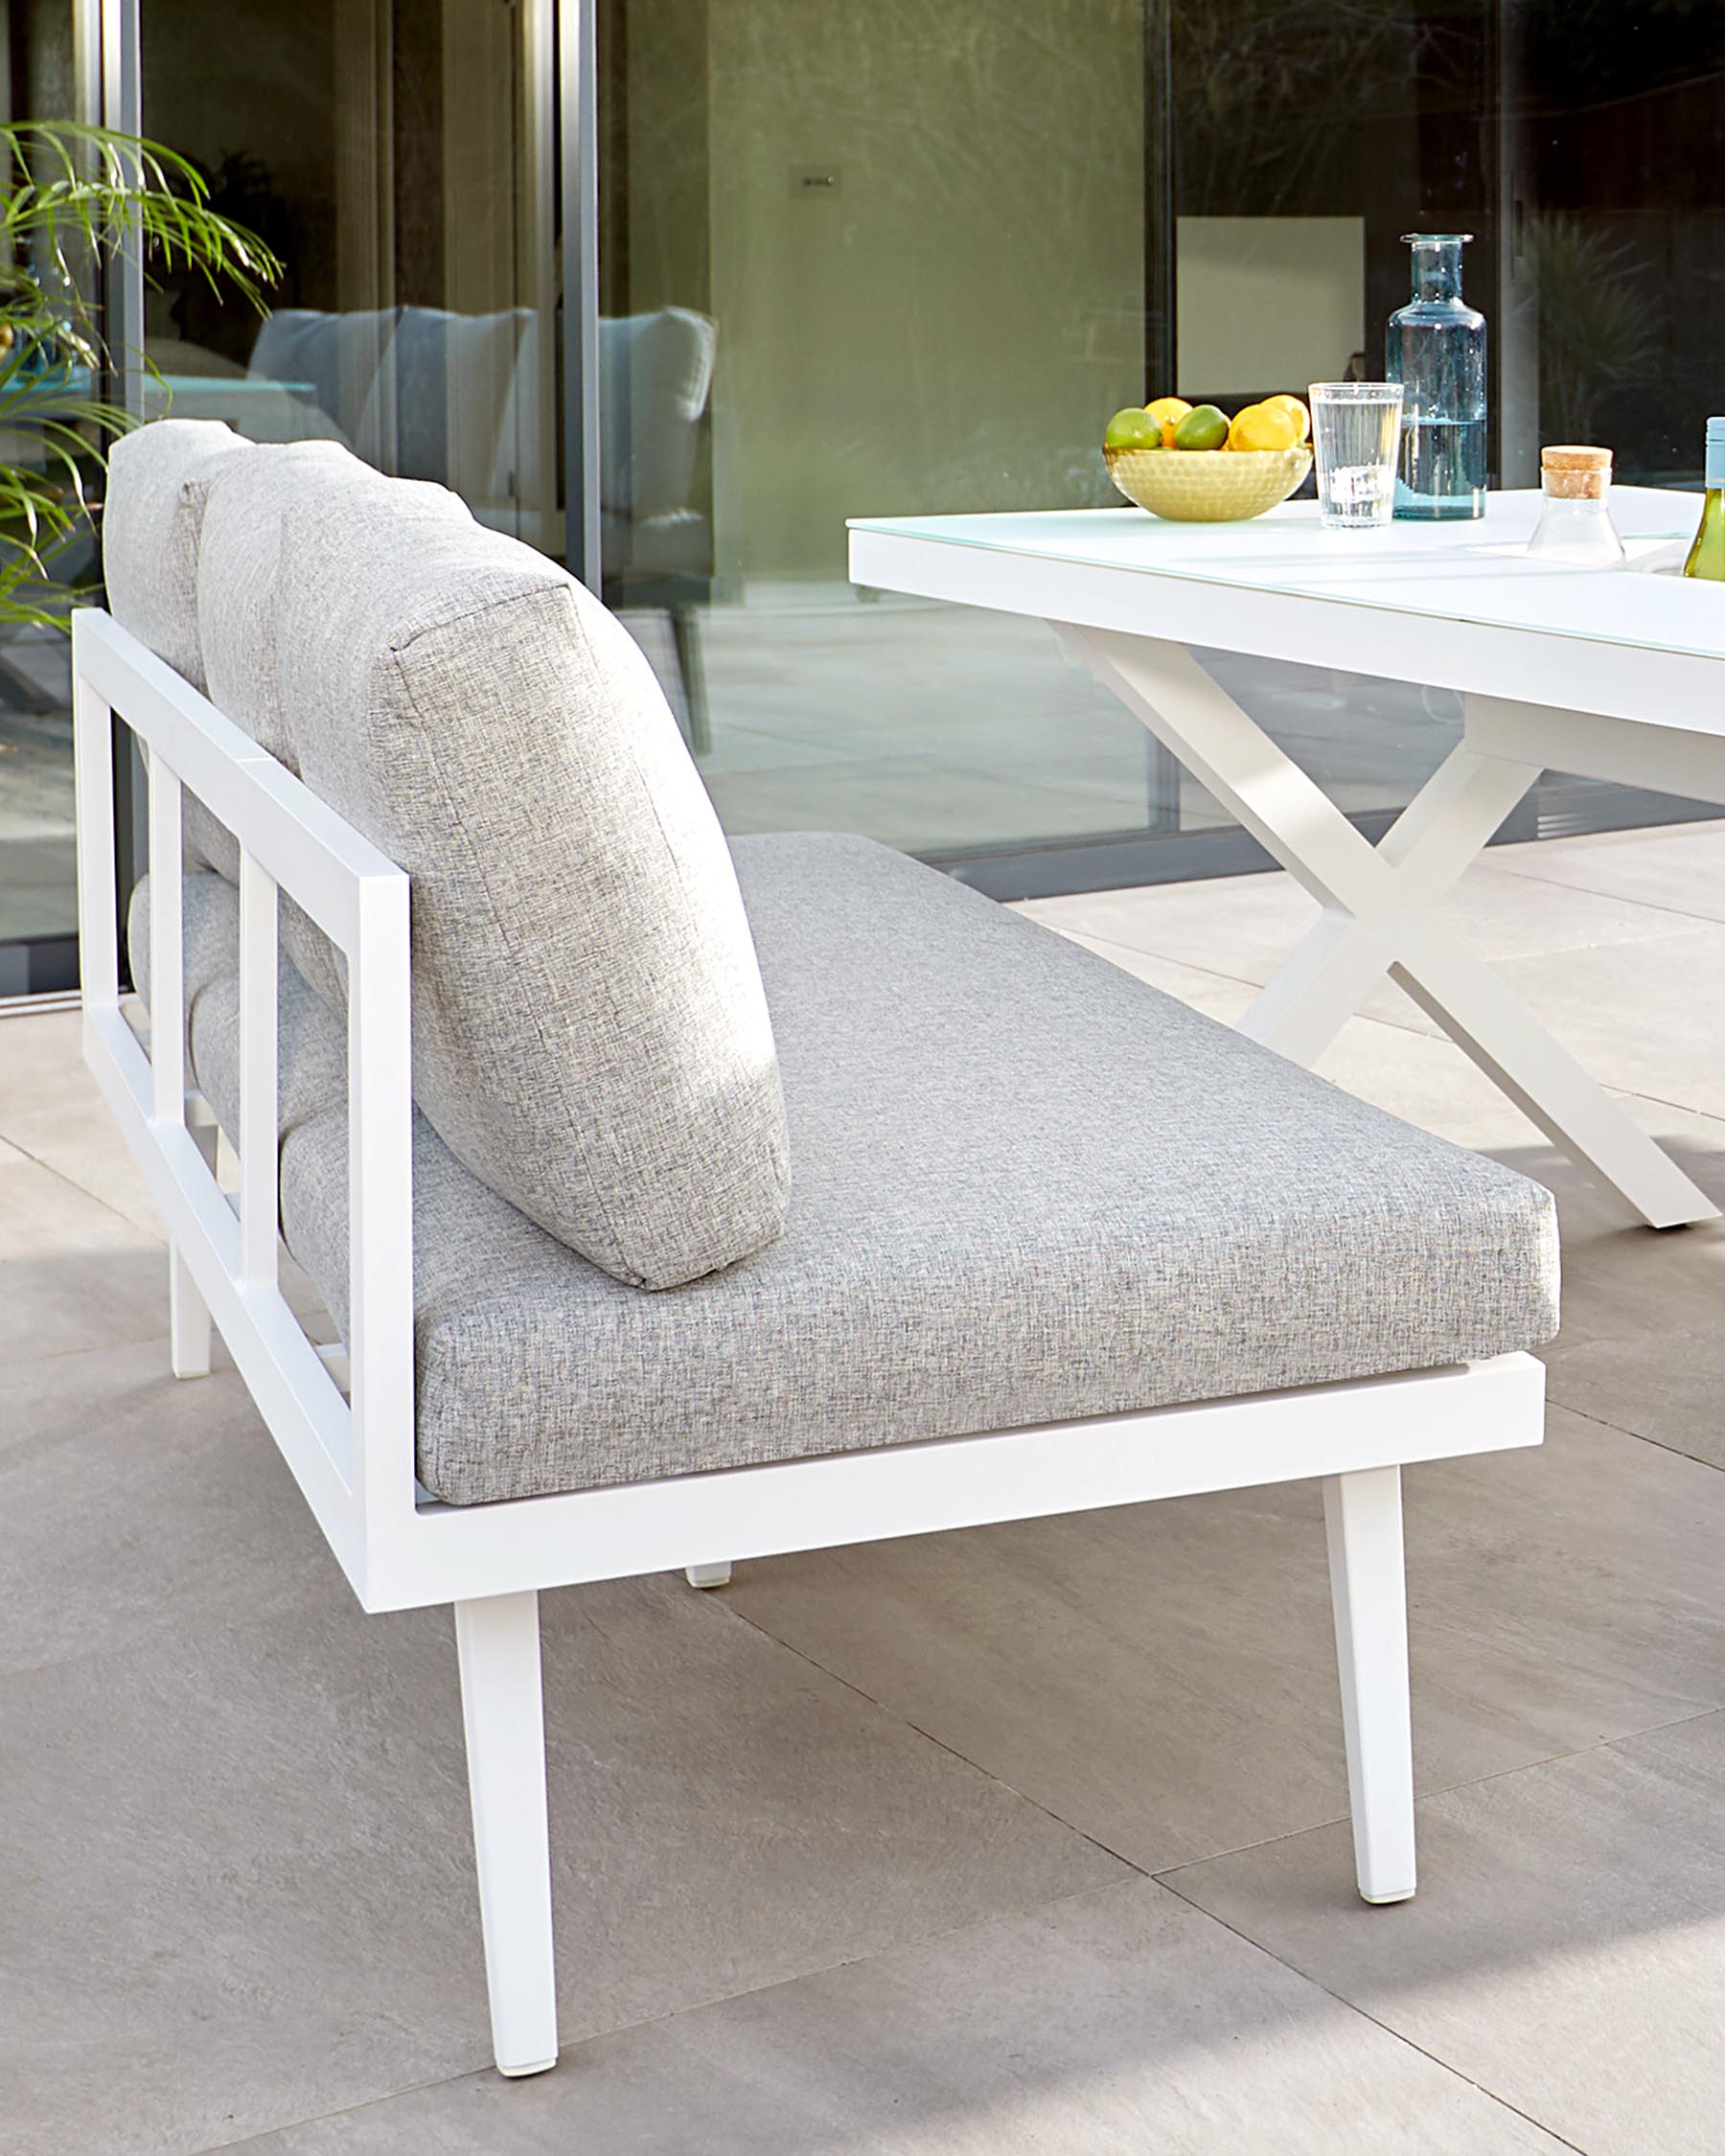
1386, 233, 1486, 520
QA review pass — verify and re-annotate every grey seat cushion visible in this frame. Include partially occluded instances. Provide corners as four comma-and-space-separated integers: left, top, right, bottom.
142, 834, 1559, 1507
250, 489, 789, 1290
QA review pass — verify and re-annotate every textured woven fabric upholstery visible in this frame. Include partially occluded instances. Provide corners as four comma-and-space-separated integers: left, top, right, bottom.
114, 418, 787, 1290
196, 439, 470, 771
104, 420, 258, 882
103, 420, 253, 690
194, 439, 472, 1004
264, 488, 789, 1290
137, 834, 1559, 1508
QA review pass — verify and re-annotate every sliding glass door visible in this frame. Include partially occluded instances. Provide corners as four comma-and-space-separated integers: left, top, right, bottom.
133, 0, 560, 549
594, 0, 1198, 889
594, 0, 1725, 894
8, 0, 1725, 996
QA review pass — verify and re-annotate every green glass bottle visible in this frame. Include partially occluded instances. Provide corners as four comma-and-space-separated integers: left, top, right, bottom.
1683, 417, 1725, 580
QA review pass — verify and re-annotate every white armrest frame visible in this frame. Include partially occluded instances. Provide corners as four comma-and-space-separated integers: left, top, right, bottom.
73, 607, 1548, 1618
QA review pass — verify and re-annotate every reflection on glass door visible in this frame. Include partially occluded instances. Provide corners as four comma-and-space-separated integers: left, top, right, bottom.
597, 0, 1725, 895
596, 0, 1188, 880
136, 0, 560, 550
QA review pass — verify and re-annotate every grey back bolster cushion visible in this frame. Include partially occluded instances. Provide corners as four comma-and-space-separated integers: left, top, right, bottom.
196, 439, 475, 1012
102, 420, 256, 880
264, 483, 791, 1290
108, 418, 792, 1291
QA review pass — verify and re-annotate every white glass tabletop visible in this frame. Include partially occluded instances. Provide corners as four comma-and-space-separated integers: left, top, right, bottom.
850, 487, 1725, 665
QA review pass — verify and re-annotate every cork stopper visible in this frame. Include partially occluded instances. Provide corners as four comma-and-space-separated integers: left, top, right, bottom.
1541, 445, 1612, 500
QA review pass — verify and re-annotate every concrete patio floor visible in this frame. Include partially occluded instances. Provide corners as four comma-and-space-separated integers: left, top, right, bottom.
4, 819, 1724, 2155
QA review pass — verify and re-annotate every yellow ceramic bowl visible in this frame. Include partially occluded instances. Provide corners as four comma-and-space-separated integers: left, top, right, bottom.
1105, 444, 1312, 523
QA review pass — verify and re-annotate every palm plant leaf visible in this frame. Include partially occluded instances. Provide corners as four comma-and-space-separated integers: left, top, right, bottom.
0, 120, 282, 633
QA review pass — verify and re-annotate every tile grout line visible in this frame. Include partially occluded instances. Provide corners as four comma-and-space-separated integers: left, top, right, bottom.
1154, 1880, 1594, 2154
716, 1594, 1152, 1881
1047, 918, 1663, 1063
0, 1122, 169, 1243
1537, 1390, 1725, 1477
1150, 1701, 1725, 1890
184, 1874, 1167, 2156
1486, 851, 1725, 930
1062, 916, 1725, 1135
719, 1591, 1725, 1892
120, 1693, 1725, 2156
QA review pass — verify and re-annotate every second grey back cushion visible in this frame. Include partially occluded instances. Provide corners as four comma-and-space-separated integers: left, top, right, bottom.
271, 491, 791, 1290
196, 439, 473, 1006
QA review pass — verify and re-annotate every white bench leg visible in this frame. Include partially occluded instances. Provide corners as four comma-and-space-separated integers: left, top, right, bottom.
169, 1248, 212, 1377
685, 1562, 732, 1589
169, 1124, 218, 1379
454, 1591, 559, 2077
1323, 1465, 1416, 1905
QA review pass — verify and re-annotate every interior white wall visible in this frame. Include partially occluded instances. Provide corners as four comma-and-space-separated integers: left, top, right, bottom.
1176, 216, 1366, 401
686, 0, 1146, 586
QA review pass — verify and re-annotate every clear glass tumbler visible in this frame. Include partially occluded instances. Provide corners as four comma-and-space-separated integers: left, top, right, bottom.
1310, 382, 1405, 531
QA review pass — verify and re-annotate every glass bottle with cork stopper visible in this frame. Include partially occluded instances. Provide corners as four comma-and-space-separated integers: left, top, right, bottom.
1526, 446, 1623, 567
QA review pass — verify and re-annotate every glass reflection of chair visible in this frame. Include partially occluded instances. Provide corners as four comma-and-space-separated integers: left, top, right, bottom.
597, 308, 718, 757
244, 302, 718, 756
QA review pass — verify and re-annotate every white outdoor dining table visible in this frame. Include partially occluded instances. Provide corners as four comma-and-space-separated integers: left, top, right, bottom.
849, 485, 1725, 1228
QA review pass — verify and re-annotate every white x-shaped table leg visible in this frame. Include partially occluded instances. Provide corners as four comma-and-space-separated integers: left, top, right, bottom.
1062, 625, 1718, 1228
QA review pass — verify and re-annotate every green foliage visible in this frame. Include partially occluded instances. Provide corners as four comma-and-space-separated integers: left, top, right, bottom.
1522, 214, 1658, 446
0, 120, 282, 631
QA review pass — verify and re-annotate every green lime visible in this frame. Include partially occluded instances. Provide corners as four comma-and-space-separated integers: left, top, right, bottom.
1172, 403, 1230, 451
1104, 406, 1163, 453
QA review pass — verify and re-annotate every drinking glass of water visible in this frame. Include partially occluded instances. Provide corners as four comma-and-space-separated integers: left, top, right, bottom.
1309, 383, 1405, 531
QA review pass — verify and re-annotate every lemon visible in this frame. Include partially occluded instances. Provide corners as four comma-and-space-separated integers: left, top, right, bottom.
1228, 401, 1300, 452
1104, 406, 1164, 453
1263, 393, 1311, 444
1172, 403, 1230, 451
1145, 395, 1193, 447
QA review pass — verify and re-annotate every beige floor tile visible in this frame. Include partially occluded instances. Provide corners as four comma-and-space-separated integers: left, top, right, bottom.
1535, 1124, 1725, 1351
1545, 1326, 1725, 1471
1165, 1710, 1725, 2156
1490, 818, 1725, 924
1024, 853, 1715, 1047
1312, 1011, 1553, 1151
0, 1575, 1123, 2156
1020, 867, 1317, 981
722, 1408, 1725, 1876
1023, 856, 1695, 975
0, 1339, 340, 1668
0, 1005, 83, 1103
1483, 925, 1725, 1118
226, 1880, 1568, 2156
0, 1009, 167, 1237
0, 1143, 167, 1366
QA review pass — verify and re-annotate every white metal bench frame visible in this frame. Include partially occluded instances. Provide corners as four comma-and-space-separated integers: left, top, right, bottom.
72, 605, 1548, 2080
